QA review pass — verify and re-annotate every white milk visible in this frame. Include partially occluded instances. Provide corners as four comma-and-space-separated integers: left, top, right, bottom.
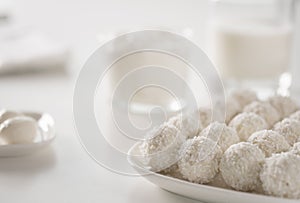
208, 22, 293, 80
97, 29, 212, 114
108, 51, 188, 113
107, 51, 210, 113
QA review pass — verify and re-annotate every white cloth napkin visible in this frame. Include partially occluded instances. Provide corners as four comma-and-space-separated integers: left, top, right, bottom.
0, 26, 69, 74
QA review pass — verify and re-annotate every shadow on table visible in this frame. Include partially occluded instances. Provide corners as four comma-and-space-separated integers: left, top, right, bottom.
128, 182, 201, 203
0, 146, 56, 175
0, 66, 70, 79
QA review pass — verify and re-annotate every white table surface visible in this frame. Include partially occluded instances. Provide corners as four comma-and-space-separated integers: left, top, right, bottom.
0, 0, 208, 202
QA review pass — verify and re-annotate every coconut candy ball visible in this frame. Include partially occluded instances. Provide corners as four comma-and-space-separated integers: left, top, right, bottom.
273, 118, 300, 146
167, 113, 202, 139
220, 142, 265, 192
289, 142, 300, 157
229, 112, 268, 141
178, 136, 222, 184
290, 110, 300, 122
248, 130, 290, 157
139, 122, 185, 172
225, 96, 243, 124
230, 89, 258, 108
260, 153, 300, 199
199, 122, 239, 152
268, 95, 298, 119
244, 101, 280, 128
0, 116, 39, 144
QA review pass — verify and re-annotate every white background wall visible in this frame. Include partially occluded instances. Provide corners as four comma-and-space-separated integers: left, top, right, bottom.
6, 0, 209, 75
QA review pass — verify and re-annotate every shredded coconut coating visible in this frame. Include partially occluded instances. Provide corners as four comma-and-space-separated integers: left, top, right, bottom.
260, 153, 300, 199
225, 97, 242, 124
268, 95, 298, 119
244, 101, 280, 128
230, 89, 258, 108
199, 122, 240, 152
220, 142, 265, 192
178, 136, 222, 184
168, 113, 202, 139
289, 142, 300, 156
139, 122, 185, 172
229, 112, 268, 141
290, 110, 300, 122
248, 130, 290, 157
273, 118, 300, 146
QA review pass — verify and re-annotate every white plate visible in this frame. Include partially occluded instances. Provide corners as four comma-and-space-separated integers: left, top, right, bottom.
0, 112, 55, 157
128, 142, 299, 203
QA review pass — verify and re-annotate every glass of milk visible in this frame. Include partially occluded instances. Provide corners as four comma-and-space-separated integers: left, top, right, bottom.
207, 0, 295, 95
97, 27, 211, 116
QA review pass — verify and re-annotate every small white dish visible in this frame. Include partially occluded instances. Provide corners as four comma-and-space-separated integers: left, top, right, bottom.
127, 142, 299, 203
0, 112, 55, 157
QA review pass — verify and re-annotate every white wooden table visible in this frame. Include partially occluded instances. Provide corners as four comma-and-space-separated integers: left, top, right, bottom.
0, 0, 208, 202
